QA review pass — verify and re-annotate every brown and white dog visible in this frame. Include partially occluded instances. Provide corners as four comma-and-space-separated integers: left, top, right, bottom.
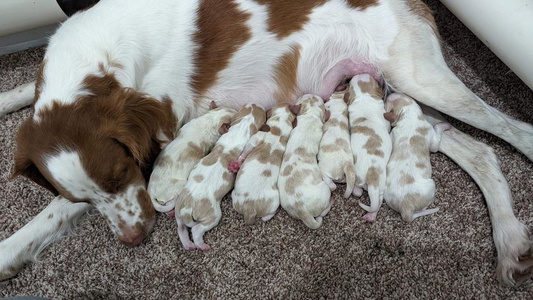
0, 0, 532, 286
318, 92, 356, 199
347, 74, 391, 222
278, 95, 332, 229
383, 93, 451, 222
231, 103, 298, 224
147, 102, 235, 214
174, 104, 266, 251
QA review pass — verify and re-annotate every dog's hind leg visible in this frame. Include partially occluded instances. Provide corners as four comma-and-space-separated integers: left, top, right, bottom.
0, 81, 35, 118
423, 105, 533, 286
381, 26, 533, 161
0, 196, 91, 281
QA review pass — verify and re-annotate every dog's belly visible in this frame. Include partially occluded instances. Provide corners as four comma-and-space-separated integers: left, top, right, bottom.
198, 1, 398, 111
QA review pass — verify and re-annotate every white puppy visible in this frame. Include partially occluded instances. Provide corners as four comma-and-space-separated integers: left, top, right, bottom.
231, 103, 299, 224
147, 102, 235, 213
174, 104, 266, 251
347, 74, 391, 222
279, 95, 332, 229
383, 93, 451, 222
318, 91, 355, 198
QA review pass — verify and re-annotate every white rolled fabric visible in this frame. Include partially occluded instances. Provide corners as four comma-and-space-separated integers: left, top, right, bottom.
0, 0, 67, 37
440, 0, 533, 89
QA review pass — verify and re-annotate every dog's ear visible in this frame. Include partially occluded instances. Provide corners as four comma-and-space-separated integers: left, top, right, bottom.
219, 123, 230, 134
383, 110, 395, 123
209, 101, 218, 110
111, 90, 166, 165
324, 110, 331, 122
289, 104, 301, 115
12, 156, 59, 196
259, 124, 270, 132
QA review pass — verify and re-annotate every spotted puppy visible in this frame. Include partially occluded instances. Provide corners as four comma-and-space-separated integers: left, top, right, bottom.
318, 91, 356, 198
383, 93, 451, 222
147, 102, 235, 214
231, 103, 299, 224
347, 74, 391, 222
279, 95, 332, 229
174, 104, 266, 251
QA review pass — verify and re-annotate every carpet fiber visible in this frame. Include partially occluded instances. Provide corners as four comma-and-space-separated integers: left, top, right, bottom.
1, 1, 532, 299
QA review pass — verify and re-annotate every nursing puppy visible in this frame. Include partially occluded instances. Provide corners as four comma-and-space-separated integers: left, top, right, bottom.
231, 103, 298, 224
383, 93, 451, 222
318, 91, 356, 198
279, 95, 332, 229
174, 104, 266, 250
147, 102, 235, 214
347, 74, 391, 222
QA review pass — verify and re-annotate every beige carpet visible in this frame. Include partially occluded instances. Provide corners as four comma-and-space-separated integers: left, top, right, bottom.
1, 1, 532, 299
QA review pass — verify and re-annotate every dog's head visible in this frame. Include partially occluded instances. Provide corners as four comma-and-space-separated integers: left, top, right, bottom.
13, 72, 175, 246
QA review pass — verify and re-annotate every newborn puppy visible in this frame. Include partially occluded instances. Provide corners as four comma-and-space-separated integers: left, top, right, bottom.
383, 93, 451, 222
318, 91, 355, 198
148, 102, 235, 214
231, 103, 299, 224
347, 74, 391, 222
174, 104, 266, 250
279, 95, 332, 229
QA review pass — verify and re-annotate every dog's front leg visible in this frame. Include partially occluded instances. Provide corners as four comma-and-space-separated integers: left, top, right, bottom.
422, 105, 533, 286
0, 196, 91, 281
0, 81, 36, 119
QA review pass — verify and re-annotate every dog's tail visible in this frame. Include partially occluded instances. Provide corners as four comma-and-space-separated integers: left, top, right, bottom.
358, 184, 382, 213
343, 162, 356, 199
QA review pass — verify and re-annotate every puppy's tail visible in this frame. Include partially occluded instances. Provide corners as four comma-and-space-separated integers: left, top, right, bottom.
358, 184, 382, 213
300, 213, 323, 230
151, 197, 176, 213
343, 162, 356, 199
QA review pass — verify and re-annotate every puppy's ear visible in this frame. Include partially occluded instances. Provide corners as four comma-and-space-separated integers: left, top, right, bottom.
289, 104, 301, 115
259, 124, 270, 132
219, 123, 230, 134
324, 110, 331, 122
209, 101, 218, 110
12, 153, 59, 196
383, 110, 396, 123
111, 90, 166, 165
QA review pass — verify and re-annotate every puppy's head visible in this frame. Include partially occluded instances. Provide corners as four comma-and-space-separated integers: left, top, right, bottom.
349, 74, 384, 100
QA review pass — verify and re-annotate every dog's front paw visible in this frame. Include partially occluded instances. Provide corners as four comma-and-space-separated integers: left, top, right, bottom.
0, 244, 26, 281
494, 218, 533, 286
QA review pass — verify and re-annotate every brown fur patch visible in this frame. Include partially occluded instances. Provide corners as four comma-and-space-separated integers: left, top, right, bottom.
366, 166, 380, 186
262, 170, 272, 177
194, 175, 204, 182
256, 0, 327, 38
274, 45, 301, 103
192, 0, 252, 98
400, 173, 415, 185
270, 126, 282, 136
352, 117, 367, 124
357, 77, 384, 99
416, 126, 430, 136
194, 198, 216, 224
346, 0, 380, 10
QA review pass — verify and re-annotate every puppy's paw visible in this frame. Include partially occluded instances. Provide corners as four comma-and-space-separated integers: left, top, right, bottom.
494, 218, 533, 286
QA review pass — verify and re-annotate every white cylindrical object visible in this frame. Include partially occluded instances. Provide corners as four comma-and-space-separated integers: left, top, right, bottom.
0, 0, 67, 37
439, 0, 533, 90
